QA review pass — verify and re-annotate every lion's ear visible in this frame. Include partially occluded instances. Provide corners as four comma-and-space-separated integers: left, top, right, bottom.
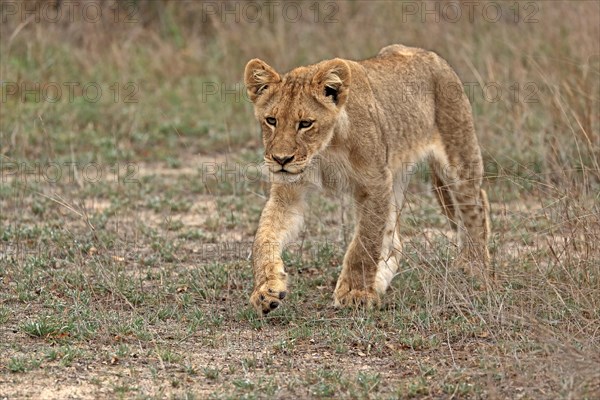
313, 58, 351, 108
244, 59, 281, 102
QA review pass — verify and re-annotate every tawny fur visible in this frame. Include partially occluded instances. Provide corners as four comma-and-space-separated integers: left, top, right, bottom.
244, 44, 491, 315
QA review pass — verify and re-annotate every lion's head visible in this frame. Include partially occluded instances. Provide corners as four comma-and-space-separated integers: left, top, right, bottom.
244, 58, 351, 181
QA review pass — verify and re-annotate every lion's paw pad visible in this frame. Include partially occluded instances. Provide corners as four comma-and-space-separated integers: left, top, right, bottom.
251, 282, 287, 315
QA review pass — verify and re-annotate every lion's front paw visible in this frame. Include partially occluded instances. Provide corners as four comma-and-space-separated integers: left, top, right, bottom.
333, 284, 380, 309
250, 277, 288, 316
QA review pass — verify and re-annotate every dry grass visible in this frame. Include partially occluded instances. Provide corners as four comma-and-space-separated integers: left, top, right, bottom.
1, 1, 599, 399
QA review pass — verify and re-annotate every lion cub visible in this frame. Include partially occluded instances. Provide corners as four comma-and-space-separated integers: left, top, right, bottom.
244, 44, 490, 315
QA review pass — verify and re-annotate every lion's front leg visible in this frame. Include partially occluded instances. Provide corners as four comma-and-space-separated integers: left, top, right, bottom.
251, 183, 305, 315
334, 181, 392, 308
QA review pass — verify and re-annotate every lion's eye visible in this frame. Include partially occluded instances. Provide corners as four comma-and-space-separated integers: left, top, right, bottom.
266, 117, 277, 126
299, 120, 313, 129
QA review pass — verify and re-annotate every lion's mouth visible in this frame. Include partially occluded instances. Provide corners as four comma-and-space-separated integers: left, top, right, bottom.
268, 164, 305, 175
276, 169, 301, 175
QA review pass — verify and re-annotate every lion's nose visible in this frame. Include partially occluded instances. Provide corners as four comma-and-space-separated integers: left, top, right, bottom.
272, 154, 295, 166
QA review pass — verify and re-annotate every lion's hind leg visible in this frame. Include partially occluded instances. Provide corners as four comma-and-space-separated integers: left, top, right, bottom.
430, 142, 491, 283
430, 162, 458, 231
